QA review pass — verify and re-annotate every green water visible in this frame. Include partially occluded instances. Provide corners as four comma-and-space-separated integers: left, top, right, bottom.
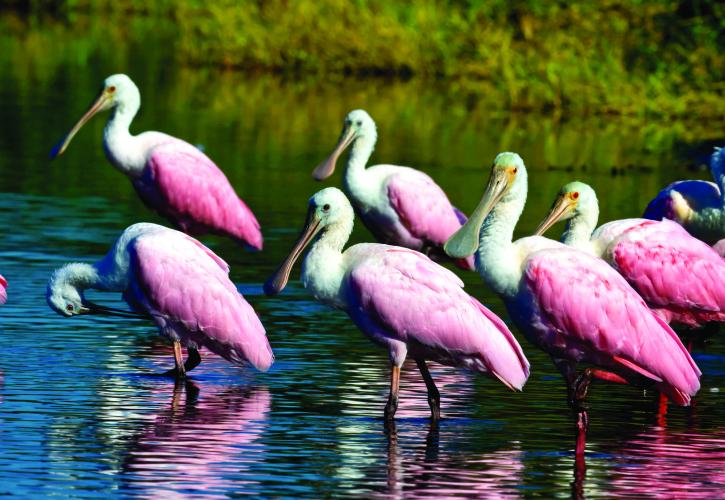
0, 12, 723, 498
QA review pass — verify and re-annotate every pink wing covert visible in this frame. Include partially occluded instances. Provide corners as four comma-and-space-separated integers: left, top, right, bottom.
347, 247, 529, 389
608, 220, 725, 326
387, 172, 474, 270
525, 248, 700, 404
128, 232, 273, 371
146, 141, 263, 250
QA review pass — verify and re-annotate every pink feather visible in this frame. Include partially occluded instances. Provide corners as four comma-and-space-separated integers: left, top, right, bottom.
127, 229, 273, 371
135, 139, 263, 250
522, 247, 700, 405
346, 246, 529, 390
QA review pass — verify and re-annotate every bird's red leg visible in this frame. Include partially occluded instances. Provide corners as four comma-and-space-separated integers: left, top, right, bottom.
553, 358, 591, 459
384, 365, 401, 424
416, 359, 441, 422
572, 411, 587, 499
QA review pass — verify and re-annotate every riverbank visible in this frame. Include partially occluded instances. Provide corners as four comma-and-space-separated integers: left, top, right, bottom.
5, 1, 725, 117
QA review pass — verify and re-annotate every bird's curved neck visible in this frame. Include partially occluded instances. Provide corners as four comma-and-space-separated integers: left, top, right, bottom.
53, 263, 105, 293
301, 219, 353, 307
343, 133, 376, 192
103, 101, 145, 176
477, 178, 527, 299
562, 206, 598, 247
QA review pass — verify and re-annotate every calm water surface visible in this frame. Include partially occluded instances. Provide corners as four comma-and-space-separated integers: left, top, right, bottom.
0, 14, 724, 498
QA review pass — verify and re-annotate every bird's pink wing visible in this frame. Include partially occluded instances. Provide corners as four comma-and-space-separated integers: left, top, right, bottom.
608, 220, 725, 326
128, 231, 273, 371
146, 141, 263, 249
387, 172, 466, 247
0, 274, 6, 304
525, 248, 700, 404
347, 247, 529, 389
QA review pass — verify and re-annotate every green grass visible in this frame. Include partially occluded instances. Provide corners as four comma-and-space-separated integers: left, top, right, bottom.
7, 0, 725, 117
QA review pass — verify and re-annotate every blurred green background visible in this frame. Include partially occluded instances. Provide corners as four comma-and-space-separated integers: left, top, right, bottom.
3, 0, 724, 116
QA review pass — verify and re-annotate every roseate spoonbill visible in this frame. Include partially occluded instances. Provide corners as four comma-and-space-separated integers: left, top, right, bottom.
312, 110, 474, 271
535, 181, 725, 327
444, 153, 701, 449
46, 223, 273, 377
50, 74, 263, 250
264, 187, 529, 422
644, 147, 724, 246
0, 275, 6, 304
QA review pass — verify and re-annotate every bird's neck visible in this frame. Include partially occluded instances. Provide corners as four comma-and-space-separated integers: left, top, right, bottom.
477, 181, 527, 299
343, 133, 376, 193
562, 207, 598, 248
52, 263, 105, 293
301, 220, 352, 308
103, 102, 145, 177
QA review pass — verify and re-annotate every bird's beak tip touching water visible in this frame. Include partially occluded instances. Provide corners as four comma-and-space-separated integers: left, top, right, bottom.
50, 90, 111, 159
312, 126, 356, 181
445, 167, 512, 259
264, 207, 323, 296
534, 195, 576, 237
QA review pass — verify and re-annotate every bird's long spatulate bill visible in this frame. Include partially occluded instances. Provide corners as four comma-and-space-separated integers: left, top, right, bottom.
83, 301, 151, 319
534, 195, 574, 236
444, 169, 510, 259
312, 126, 356, 181
50, 91, 109, 159
264, 207, 322, 295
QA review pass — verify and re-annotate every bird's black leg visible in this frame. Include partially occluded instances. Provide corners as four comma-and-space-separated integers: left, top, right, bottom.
184, 347, 201, 373
384, 364, 401, 425
416, 359, 441, 422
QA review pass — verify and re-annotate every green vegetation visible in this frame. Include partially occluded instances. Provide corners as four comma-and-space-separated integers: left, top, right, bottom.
6, 0, 725, 117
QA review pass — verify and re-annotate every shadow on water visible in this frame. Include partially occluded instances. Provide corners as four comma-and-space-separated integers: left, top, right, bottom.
0, 11, 723, 499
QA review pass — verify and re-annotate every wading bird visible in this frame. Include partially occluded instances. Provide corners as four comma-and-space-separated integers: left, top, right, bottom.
313, 110, 474, 270
265, 187, 529, 422
0, 275, 6, 304
445, 153, 701, 450
47, 223, 273, 377
535, 181, 725, 327
644, 147, 725, 246
50, 74, 263, 250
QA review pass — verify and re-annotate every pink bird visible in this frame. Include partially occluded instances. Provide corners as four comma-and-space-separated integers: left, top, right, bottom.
50, 74, 262, 250
265, 187, 529, 422
313, 110, 474, 270
46, 223, 273, 377
445, 153, 701, 452
0, 274, 6, 304
535, 181, 725, 327
644, 147, 725, 249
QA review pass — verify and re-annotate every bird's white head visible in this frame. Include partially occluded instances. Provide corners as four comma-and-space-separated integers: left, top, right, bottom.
50, 73, 140, 158
312, 109, 377, 180
46, 264, 89, 317
445, 152, 527, 258
264, 187, 354, 295
534, 181, 598, 236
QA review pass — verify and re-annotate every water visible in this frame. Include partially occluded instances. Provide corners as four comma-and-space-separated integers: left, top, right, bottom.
0, 12, 724, 498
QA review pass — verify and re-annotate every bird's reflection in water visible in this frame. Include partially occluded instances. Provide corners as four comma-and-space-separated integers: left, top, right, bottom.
571, 396, 725, 499
121, 379, 271, 497
383, 420, 524, 498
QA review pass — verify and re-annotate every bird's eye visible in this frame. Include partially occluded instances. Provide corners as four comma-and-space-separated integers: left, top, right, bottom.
323, 204, 330, 211
108, 86, 116, 93
572, 192, 579, 199
512, 168, 518, 174
66, 304, 74, 312
356, 120, 362, 126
